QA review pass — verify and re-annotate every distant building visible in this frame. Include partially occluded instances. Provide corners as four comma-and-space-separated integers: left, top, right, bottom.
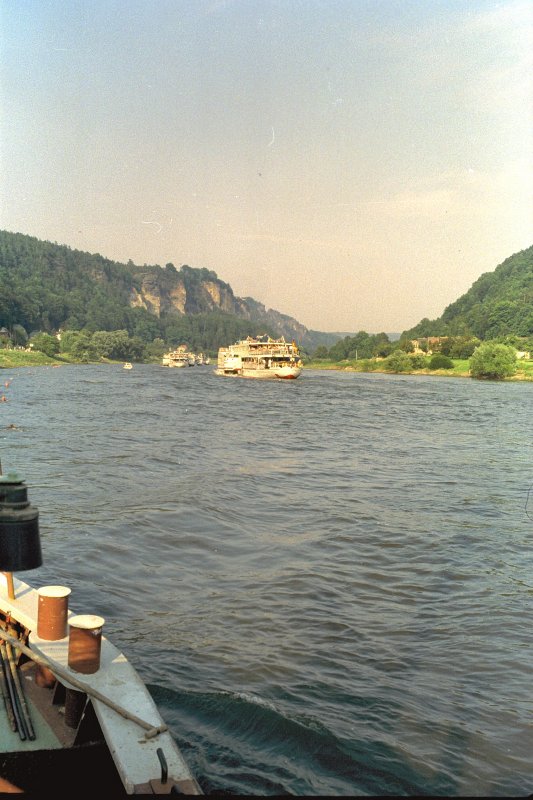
411, 337, 448, 355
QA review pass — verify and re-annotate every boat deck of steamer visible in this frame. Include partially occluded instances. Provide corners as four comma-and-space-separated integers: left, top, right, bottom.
0, 574, 197, 793
0, 665, 62, 752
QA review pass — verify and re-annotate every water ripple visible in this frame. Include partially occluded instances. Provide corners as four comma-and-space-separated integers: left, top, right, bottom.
2, 365, 532, 795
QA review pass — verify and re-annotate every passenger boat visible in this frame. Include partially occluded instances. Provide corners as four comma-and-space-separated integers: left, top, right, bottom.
215, 335, 302, 380
161, 347, 193, 368
0, 471, 201, 795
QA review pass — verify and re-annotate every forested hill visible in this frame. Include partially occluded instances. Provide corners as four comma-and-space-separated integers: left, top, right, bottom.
402, 245, 533, 340
0, 229, 335, 351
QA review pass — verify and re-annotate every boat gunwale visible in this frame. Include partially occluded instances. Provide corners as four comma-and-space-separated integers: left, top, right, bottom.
0, 573, 201, 794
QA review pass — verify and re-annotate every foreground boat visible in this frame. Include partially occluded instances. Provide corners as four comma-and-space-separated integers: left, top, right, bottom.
0, 471, 201, 795
215, 335, 302, 380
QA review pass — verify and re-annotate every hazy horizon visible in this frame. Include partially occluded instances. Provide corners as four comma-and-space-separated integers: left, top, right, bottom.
1, 1, 531, 333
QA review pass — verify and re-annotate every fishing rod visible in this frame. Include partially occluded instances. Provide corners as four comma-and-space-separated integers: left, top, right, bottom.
0, 644, 16, 731
5, 639, 35, 740
0, 641, 26, 740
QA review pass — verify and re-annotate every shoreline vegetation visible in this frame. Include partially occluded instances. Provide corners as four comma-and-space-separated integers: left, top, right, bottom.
305, 358, 533, 381
1, 350, 532, 381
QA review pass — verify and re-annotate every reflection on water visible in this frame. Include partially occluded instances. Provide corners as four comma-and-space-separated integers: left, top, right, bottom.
2, 364, 532, 795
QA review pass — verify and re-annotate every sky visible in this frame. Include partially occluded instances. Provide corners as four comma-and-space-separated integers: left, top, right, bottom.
1, 0, 531, 333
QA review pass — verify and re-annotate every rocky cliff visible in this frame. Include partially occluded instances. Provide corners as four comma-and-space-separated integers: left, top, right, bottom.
0, 230, 333, 349
129, 263, 309, 343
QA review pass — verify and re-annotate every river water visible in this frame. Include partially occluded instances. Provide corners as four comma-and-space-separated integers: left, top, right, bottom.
1, 364, 532, 796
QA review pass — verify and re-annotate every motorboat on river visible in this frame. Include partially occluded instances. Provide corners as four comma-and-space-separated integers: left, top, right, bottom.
0, 470, 201, 795
215, 335, 302, 380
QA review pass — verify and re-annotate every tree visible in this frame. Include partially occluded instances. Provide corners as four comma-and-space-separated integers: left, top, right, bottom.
128, 307, 162, 342
59, 330, 85, 353
30, 332, 59, 357
469, 342, 517, 380
448, 336, 481, 359
103, 330, 133, 360
313, 345, 329, 359
91, 331, 115, 358
62, 331, 93, 359
11, 324, 28, 346
409, 354, 428, 370
144, 337, 167, 361
398, 338, 415, 353
384, 350, 412, 372
372, 340, 394, 358
429, 353, 454, 369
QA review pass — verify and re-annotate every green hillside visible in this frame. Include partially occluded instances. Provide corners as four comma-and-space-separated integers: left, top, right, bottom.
2, 230, 530, 359
402, 245, 533, 340
0, 230, 319, 353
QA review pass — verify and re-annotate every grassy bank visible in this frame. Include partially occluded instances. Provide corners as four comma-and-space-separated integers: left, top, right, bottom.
2, 350, 532, 381
304, 358, 533, 381
0, 350, 68, 368
0, 350, 113, 368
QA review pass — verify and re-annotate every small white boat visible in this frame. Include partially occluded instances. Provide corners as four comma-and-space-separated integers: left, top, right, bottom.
123, 363, 133, 370
215, 335, 302, 380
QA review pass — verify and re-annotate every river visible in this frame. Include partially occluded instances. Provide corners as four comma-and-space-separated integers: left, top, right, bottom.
1, 364, 531, 795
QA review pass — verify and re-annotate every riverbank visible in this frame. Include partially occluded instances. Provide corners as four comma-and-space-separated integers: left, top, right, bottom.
0, 350, 70, 368
304, 358, 533, 381
0, 351, 134, 369
2, 350, 532, 381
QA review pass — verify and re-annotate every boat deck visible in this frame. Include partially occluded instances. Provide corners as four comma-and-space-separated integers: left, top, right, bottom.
0, 661, 62, 753
0, 574, 201, 794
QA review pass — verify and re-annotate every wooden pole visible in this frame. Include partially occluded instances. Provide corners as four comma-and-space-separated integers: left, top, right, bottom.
5, 573, 15, 600
0, 627, 168, 739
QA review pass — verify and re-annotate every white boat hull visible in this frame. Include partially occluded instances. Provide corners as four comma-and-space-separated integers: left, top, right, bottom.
215, 366, 302, 380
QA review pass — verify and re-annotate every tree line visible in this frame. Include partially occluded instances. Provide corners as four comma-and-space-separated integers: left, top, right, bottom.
1, 230, 531, 365
310, 330, 529, 380
312, 331, 533, 361
2, 313, 280, 363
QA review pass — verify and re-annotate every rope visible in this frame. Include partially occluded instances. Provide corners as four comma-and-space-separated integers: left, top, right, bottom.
0, 628, 167, 740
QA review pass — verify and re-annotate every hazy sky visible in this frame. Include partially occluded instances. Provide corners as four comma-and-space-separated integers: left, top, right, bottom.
1, 1, 531, 333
